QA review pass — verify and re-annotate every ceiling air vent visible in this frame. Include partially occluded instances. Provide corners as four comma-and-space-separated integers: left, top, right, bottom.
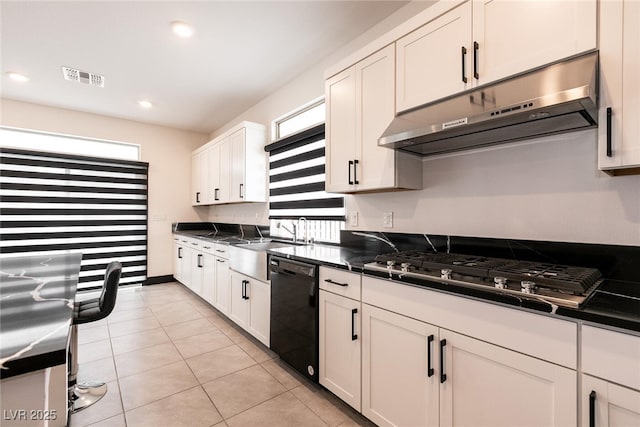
61, 66, 104, 87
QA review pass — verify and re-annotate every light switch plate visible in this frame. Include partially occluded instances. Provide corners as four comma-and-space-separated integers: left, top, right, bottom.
383, 211, 393, 228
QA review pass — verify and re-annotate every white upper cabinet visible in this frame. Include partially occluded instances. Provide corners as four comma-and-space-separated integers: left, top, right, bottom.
191, 148, 210, 206
326, 67, 357, 193
326, 45, 422, 194
396, 1, 472, 112
191, 122, 267, 205
472, 0, 596, 87
598, 0, 640, 173
396, 0, 597, 113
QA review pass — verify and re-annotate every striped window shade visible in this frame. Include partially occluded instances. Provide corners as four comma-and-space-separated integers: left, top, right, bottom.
0, 147, 148, 290
266, 124, 345, 221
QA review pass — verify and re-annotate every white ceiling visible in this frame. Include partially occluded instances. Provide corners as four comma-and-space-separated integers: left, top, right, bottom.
1, 1, 409, 134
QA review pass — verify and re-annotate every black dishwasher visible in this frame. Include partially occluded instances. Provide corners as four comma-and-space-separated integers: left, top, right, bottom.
269, 255, 319, 383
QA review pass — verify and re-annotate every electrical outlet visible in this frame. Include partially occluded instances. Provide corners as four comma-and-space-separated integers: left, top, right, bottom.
383, 211, 393, 228
349, 211, 359, 227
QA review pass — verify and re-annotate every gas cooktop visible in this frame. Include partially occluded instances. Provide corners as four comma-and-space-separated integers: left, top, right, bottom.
365, 251, 603, 309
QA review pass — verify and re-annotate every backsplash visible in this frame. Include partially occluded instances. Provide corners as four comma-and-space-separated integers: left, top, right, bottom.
340, 230, 640, 283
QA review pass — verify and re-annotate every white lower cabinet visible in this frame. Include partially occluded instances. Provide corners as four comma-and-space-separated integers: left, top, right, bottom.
361, 303, 577, 427
439, 329, 576, 427
190, 251, 204, 296
319, 289, 362, 411
214, 256, 230, 315
229, 270, 270, 346
200, 252, 216, 305
581, 375, 640, 427
361, 303, 439, 427
580, 325, 640, 427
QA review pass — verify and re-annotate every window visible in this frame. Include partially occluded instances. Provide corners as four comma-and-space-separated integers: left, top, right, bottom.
0, 130, 148, 291
273, 98, 325, 140
0, 127, 140, 161
268, 101, 345, 243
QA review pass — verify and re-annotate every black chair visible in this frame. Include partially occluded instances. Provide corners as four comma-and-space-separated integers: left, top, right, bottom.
68, 261, 122, 413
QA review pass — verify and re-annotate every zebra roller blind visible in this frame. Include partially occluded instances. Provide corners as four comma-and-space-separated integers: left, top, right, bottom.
0, 147, 148, 290
266, 123, 345, 221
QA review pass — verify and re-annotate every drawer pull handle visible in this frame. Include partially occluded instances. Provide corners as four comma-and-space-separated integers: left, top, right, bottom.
427, 334, 435, 377
461, 46, 467, 83
324, 279, 348, 287
473, 41, 479, 79
606, 107, 613, 157
440, 339, 447, 383
589, 390, 596, 427
351, 308, 358, 341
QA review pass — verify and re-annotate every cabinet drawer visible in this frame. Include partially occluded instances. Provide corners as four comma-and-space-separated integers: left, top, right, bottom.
199, 241, 217, 255
212, 243, 230, 259
582, 325, 640, 390
320, 267, 361, 300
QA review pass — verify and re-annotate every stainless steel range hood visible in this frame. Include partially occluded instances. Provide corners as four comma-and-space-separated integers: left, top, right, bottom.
380, 51, 598, 156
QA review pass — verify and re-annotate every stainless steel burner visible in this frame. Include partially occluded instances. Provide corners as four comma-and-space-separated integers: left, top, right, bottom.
365, 251, 603, 309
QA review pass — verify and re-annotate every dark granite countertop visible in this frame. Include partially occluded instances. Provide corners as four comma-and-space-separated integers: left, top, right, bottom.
0, 253, 82, 379
265, 243, 380, 272
266, 233, 640, 335
172, 223, 640, 335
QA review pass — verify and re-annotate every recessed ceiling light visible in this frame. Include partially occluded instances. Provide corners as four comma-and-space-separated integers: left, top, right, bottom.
138, 100, 153, 109
171, 21, 193, 38
8, 72, 29, 82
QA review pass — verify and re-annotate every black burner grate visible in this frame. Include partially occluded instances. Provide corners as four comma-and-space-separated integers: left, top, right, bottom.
490, 261, 602, 293
375, 251, 602, 294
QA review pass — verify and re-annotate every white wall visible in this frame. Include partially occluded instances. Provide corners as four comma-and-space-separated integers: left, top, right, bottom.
207, 1, 640, 247
206, 0, 433, 225
0, 98, 209, 277
350, 131, 640, 246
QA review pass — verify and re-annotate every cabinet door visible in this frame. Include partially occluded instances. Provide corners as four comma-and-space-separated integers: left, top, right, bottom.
191, 251, 204, 297
173, 240, 184, 282
201, 253, 216, 305
191, 152, 202, 206
229, 129, 246, 203
209, 143, 221, 203
217, 137, 232, 203
362, 304, 439, 427
325, 67, 357, 193
582, 375, 640, 427
179, 245, 193, 287
439, 329, 576, 427
229, 271, 249, 329
472, 0, 596, 87
319, 290, 361, 411
247, 278, 270, 346
214, 257, 230, 315
598, 0, 640, 171
396, 1, 471, 112
356, 44, 398, 191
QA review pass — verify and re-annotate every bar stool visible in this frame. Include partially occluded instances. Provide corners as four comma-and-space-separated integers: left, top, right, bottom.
68, 261, 121, 413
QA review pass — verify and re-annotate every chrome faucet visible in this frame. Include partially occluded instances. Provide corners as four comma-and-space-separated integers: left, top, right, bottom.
297, 217, 310, 244
277, 222, 297, 243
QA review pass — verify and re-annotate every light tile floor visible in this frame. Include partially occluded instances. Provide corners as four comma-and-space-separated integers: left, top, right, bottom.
72, 282, 373, 427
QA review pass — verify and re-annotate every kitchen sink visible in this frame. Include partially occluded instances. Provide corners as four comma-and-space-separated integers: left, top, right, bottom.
229, 240, 306, 281
235, 240, 306, 251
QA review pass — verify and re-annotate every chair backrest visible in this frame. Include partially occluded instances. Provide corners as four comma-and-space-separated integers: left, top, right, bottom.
98, 261, 122, 318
